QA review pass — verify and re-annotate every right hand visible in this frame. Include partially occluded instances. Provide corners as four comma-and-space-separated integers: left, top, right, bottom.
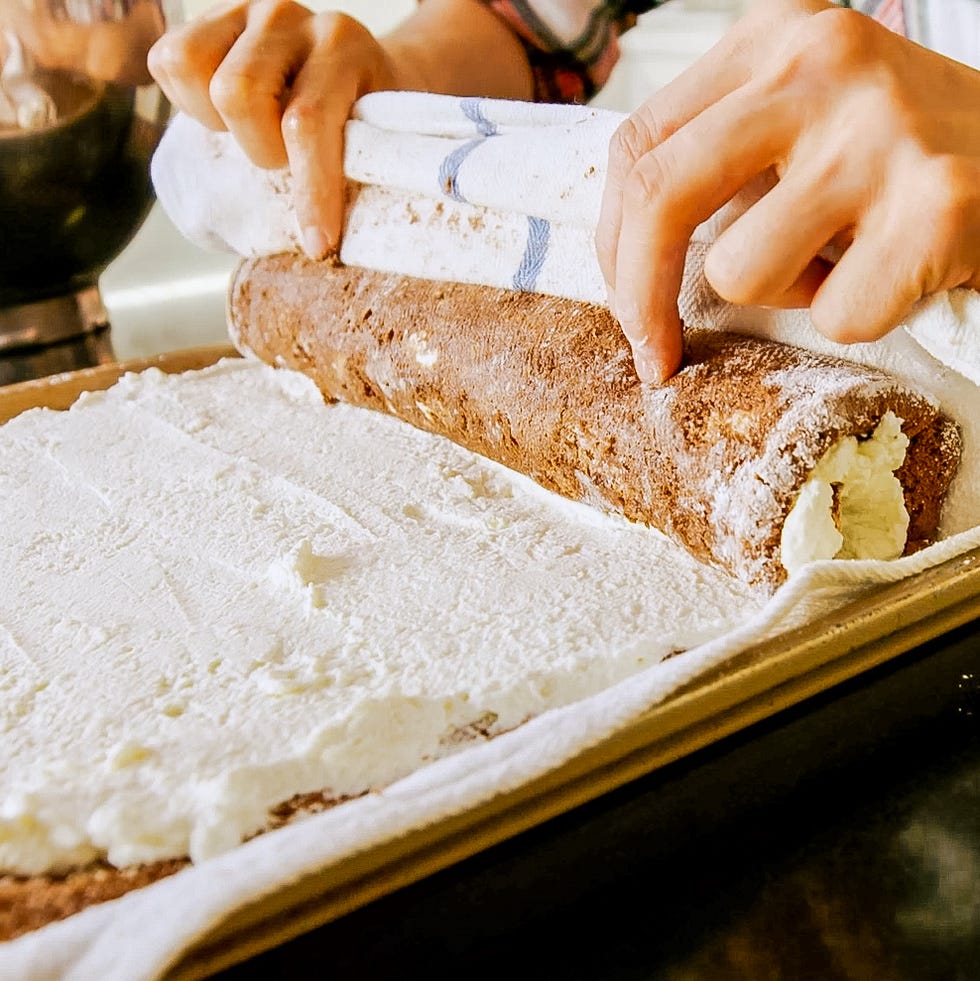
595, 0, 980, 384
148, 0, 405, 259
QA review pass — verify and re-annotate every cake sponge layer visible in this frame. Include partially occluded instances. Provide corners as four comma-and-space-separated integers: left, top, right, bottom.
229, 256, 962, 592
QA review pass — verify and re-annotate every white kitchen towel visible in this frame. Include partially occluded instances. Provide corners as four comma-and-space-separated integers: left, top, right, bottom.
152, 90, 980, 388
152, 93, 617, 306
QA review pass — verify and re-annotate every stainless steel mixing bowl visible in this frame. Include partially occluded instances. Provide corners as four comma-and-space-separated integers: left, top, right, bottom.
0, 0, 174, 362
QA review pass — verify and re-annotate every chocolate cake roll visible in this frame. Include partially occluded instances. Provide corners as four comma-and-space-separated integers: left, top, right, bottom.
229, 255, 962, 593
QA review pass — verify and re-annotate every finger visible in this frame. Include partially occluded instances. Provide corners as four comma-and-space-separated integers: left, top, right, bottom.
148, 2, 249, 131
814, 149, 980, 340
703, 167, 855, 306
809, 232, 922, 344
613, 84, 795, 382
282, 12, 393, 256
281, 50, 360, 256
595, 29, 755, 291
208, 3, 316, 169
595, 0, 827, 290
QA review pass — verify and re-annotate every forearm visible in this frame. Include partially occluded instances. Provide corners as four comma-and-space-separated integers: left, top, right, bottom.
381, 0, 533, 101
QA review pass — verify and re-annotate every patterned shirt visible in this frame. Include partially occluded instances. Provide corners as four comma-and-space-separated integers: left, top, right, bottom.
478, 1, 914, 103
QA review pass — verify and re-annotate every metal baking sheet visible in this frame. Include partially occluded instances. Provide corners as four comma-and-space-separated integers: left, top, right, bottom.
3, 347, 979, 980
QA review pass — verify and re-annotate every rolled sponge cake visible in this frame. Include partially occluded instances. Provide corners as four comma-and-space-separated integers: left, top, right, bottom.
229, 255, 962, 593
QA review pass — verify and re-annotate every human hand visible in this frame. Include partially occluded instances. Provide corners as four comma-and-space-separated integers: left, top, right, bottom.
148, 0, 531, 262
596, 0, 980, 383
148, 0, 407, 260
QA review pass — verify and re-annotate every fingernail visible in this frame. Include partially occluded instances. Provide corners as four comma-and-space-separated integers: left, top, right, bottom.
635, 357, 665, 385
302, 226, 331, 261
605, 285, 616, 312
630, 345, 665, 385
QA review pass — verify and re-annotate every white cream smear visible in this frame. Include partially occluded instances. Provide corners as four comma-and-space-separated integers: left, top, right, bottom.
0, 360, 761, 876
780, 411, 910, 574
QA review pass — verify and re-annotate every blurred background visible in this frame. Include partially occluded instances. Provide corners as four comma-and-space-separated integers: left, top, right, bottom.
102, 0, 749, 360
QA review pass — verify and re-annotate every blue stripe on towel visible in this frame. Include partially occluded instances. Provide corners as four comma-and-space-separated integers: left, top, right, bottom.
513, 217, 551, 293
437, 138, 484, 203
460, 97, 498, 137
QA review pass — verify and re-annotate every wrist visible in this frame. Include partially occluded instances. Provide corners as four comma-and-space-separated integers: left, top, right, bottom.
378, 36, 434, 93
378, 0, 532, 101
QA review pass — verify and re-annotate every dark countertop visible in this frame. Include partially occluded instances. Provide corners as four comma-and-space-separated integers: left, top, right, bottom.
216, 618, 980, 981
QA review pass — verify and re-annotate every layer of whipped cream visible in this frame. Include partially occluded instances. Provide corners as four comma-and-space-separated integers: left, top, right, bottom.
780, 411, 910, 573
0, 360, 760, 875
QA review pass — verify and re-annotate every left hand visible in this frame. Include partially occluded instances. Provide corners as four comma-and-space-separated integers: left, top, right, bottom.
596, 0, 980, 383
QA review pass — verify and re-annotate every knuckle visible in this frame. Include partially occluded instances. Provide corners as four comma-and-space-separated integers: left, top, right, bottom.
248, 0, 299, 26
623, 152, 673, 213
208, 69, 252, 116
312, 10, 367, 44
780, 8, 873, 78
703, 246, 755, 306
145, 35, 171, 76
841, 65, 913, 136
609, 113, 661, 177
281, 99, 324, 140
146, 31, 194, 76
622, 167, 657, 214
801, 7, 871, 60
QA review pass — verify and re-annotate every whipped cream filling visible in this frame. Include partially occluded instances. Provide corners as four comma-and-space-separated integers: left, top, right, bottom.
780, 411, 910, 574
0, 360, 760, 875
